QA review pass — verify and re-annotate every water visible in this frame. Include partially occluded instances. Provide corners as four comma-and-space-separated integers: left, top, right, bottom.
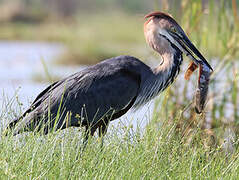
0, 41, 154, 133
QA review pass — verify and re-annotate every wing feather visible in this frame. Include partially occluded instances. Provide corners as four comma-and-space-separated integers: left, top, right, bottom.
13, 61, 141, 132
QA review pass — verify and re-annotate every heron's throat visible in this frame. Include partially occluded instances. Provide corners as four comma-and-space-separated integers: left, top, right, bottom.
133, 48, 182, 108
153, 48, 182, 91
155, 49, 182, 76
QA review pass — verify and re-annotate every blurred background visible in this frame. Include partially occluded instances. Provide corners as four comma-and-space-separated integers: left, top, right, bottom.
0, 0, 238, 147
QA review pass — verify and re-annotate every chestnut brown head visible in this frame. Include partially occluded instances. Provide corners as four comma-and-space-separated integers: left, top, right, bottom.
144, 11, 213, 71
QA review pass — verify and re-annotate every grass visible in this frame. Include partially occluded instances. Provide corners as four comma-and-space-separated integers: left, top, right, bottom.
0, 0, 239, 178
0, 77, 238, 179
0, 100, 237, 179
0, 102, 239, 179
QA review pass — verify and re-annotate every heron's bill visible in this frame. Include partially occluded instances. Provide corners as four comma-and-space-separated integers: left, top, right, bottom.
168, 31, 213, 72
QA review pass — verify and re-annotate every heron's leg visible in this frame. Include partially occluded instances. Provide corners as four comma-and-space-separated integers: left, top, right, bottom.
76, 125, 90, 159
82, 125, 98, 150
82, 125, 89, 147
98, 119, 109, 149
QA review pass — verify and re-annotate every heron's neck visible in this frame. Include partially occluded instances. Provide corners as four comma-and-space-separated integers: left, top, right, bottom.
153, 48, 182, 89
133, 47, 182, 108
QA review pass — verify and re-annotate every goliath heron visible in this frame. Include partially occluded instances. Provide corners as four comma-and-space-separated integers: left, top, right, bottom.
6, 11, 212, 142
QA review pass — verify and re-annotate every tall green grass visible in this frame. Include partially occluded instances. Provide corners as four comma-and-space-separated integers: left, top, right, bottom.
0, 99, 239, 178
0, 0, 239, 178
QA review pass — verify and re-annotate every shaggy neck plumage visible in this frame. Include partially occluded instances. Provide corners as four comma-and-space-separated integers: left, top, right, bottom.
133, 45, 182, 108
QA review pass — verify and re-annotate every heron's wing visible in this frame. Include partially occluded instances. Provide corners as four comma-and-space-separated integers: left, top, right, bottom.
48, 67, 141, 125
14, 66, 141, 131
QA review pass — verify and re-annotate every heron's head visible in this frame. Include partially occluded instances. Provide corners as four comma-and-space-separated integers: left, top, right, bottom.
144, 11, 213, 71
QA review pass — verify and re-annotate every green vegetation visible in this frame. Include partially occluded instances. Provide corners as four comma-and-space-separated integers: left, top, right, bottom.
0, 100, 239, 179
0, 13, 146, 65
0, 0, 239, 178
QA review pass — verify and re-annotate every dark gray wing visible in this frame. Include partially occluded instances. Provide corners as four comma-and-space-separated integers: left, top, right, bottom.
64, 67, 141, 124
13, 61, 141, 133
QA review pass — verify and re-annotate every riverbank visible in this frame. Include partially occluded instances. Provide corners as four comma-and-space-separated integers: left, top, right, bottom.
0, 13, 147, 65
